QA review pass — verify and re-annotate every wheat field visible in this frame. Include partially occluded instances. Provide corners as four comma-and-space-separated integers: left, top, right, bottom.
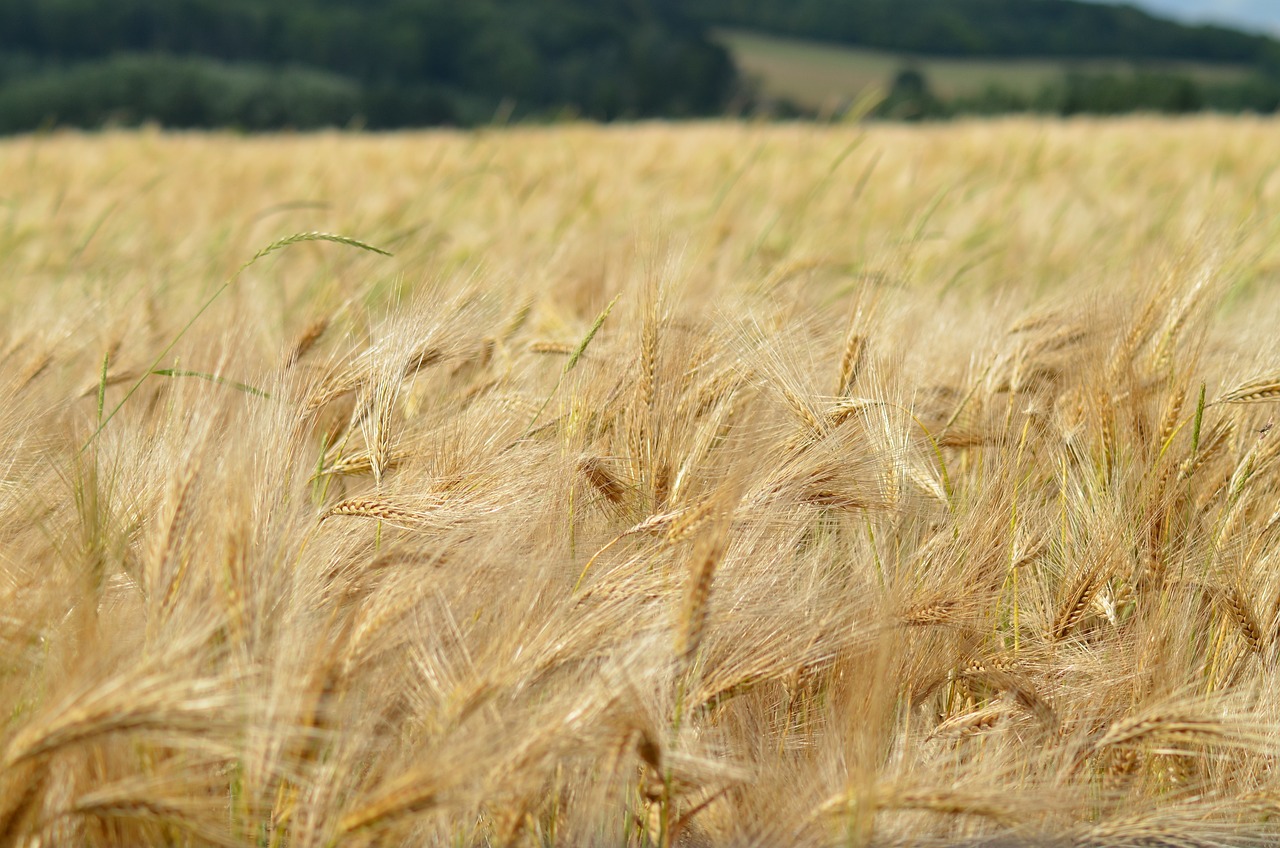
2, 118, 1280, 847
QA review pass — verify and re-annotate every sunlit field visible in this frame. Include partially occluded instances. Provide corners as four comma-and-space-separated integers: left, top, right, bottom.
715, 28, 1255, 111
3, 117, 1280, 847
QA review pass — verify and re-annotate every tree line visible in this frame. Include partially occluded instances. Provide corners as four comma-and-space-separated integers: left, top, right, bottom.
869, 67, 1280, 122
686, 0, 1280, 64
0, 0, 736, 131
1, 0, 1280, 132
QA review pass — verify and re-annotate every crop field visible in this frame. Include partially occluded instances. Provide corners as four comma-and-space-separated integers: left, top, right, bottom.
717, 28, 1256, 111
2, 118, 1280, 847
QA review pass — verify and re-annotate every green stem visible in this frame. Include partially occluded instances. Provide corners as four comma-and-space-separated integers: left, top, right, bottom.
80, 231, 390, 453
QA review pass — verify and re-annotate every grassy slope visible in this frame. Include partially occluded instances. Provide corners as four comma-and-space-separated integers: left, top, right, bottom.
717, 27, 1256, 109
1, 119, 1280, 846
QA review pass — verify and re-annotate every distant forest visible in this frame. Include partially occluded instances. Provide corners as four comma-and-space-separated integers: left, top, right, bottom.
1, 0, 1279, 131
0, 0, 736, 131
686, 0, 1280, 63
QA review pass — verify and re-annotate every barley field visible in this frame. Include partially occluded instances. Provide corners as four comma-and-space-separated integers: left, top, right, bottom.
3, 118, 1280, 848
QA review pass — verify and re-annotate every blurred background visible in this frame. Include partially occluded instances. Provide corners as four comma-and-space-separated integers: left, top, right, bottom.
1132, 0, 1277, 33
2, 0, 1280, 132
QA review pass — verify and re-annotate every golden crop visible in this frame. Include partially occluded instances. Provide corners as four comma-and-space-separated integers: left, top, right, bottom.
2, 117, 1280, 847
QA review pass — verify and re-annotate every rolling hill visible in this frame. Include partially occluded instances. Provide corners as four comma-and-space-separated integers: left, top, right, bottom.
686, 0, 1280, 63
717, 27, 1258, 115
1, 0, 1279, 130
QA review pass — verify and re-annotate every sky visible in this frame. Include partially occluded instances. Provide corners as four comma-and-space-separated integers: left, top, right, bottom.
1111, 0, 1280, 33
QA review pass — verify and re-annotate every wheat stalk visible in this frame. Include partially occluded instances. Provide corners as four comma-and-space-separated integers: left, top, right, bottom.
1219, 374, 1280, 404
1222, 587, 1264, 653
283, 316, 330, 368
1053, 569, 1102, 641
675, 521, 730, 668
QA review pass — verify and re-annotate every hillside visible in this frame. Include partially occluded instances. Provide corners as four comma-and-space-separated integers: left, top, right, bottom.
717, 28, 1268, 117
687, 0, 1280, 64
2, 0, 1280, 130
0, 0, 736, 130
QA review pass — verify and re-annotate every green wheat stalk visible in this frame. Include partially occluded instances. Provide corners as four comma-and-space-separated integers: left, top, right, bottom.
151, 369, 271, 399
521, 294, 621, 439
81, 232, 390, 452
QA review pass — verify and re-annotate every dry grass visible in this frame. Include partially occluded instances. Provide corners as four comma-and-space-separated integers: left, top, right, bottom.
2, 117, 1280, 847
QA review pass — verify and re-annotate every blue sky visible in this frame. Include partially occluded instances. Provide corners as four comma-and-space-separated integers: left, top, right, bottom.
1111, 0, 1280, 33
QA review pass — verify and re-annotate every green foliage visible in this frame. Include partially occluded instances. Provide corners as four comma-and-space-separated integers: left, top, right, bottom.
2, 0, 1277, 128
0, 54, 361, 132
708, 1, 1280, 120
937, 67, 1280, 118
1057, 71, 1204, 115
687, 0, 1279, 63
0, 0, 737, 132
875, 68, 944, 120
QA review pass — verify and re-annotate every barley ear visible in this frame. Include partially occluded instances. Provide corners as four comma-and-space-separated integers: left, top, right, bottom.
1219, 373, 1280, 405
1191, 382, 1206, 455
1156, 384, 1187, 459
284, 317, 330, 368
96, 352, 109, 426
1053, 570, 1101, 641
1223, 587, 1264, 653
675, 517, 730, 671
838, 332, 866, 395
522, 294, 621, 438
